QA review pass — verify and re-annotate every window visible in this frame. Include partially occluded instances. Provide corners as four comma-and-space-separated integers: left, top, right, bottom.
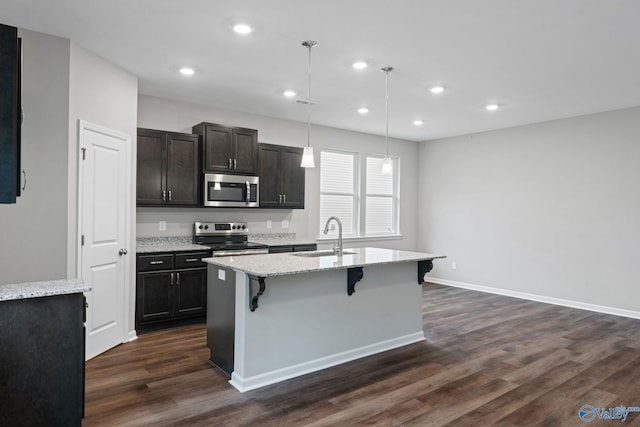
319, 151, 357, 236
319, 150, 399, 238
365, 156, 397, 235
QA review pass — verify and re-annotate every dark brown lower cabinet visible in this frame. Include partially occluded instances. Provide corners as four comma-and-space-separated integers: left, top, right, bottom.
0, 293, 85, 426
136, 251, 209, 332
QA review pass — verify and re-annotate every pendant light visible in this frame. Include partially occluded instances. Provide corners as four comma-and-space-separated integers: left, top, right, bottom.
299, 40, 317, 168
381, 66, 393, 175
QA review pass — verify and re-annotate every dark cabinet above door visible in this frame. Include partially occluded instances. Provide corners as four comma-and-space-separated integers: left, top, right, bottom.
192, 122, 257, 175
258, 143, 305, 209
136, 128, 199, 206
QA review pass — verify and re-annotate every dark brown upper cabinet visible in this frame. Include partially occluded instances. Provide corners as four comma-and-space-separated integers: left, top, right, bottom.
0, 24, 21, 204
136, 128, 199, 206
192, 122, 257, 175
258, 143, 305, 209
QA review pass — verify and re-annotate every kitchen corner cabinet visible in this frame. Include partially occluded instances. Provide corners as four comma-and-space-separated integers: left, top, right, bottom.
136, 128, 199, 206
258, 143, 305, 209
192, 122, 258, 175
0, 24, 21, 204
136, 250, 210, 332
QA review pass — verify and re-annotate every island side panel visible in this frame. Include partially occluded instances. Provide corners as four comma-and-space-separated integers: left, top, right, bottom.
231, 262, 423, 391
206, 264, 236, 375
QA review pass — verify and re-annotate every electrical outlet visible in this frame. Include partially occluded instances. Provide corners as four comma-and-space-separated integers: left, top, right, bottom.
266, 220, 272, 229
282, 220, 289, 229
218, 269, 226, 281
159, 221, 166, 231
451, 261, 457, 270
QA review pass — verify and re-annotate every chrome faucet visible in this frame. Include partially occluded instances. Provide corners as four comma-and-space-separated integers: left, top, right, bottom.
323, 216, 343, 256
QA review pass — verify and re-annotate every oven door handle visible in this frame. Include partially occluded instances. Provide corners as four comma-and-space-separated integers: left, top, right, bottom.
246, 181, 250, 204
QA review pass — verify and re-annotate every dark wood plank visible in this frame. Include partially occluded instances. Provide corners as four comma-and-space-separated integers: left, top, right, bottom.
84, 283, 640, 426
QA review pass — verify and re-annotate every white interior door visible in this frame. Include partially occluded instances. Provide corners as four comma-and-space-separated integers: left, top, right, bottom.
78, 120, 130, 360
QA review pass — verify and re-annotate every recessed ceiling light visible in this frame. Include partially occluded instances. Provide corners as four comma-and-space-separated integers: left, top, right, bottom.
430, 86, 444, 94
486, 103, 500, 111
413, 119, 424, 126
352, 61, 368, 70
357, 107, 369, 114
179, 67, 195, 76
232, 23, 254, 34
283, 90, 297, 98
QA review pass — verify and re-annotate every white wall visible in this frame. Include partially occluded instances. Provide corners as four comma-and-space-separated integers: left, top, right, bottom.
68, 42, 138, 332
0, 30, 70, 284
137, 95, 420, 251
418, 107, 640, 314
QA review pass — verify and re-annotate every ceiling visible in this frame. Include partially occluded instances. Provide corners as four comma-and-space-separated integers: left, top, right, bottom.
2, 0, 640, 141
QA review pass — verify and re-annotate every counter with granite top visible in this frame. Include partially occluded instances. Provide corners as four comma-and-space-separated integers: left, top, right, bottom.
203, 247, 445, 278
247, 233, 316, 247
136, 236, 210, 253
205, 247, 445, 392
0, 278, 90, 302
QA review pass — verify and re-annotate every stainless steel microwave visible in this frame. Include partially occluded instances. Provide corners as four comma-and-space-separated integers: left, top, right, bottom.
202, 173, 259, 207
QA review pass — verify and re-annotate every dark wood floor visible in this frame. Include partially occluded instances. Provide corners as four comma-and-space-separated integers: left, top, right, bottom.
84, 283, 640, 426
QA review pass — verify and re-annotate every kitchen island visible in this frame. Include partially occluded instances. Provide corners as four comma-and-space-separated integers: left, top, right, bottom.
204, 247, 445, 392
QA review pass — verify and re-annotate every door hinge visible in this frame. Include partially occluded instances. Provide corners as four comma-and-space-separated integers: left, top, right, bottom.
81, 147, 86, 160
81, 235, 85, 246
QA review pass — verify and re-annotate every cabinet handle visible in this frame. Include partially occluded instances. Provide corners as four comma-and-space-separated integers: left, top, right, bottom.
168, 190, 172, 201
279, 195, 282, 204
234, 159, 237, 169
21, 170, 26, 192
170, 272, 174, 286
185, 258, 198, 262
228, 158, 232, 169
176, 273, 181, 285
283, 194, 286, 204
149, 260, 164, 265
163, 190, 166, 201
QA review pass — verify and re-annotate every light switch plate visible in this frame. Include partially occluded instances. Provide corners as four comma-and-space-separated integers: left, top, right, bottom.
218, 269, 226, 281
266, 220, 272, 229
159, 221, 166, 231
282, 220, 289, 229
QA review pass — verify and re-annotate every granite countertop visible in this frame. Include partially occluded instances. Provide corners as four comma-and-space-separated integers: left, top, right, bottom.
248, 233, 316, 246
136, 236, 210, 253
0, 279, 90, 302
203, 247, 446, 277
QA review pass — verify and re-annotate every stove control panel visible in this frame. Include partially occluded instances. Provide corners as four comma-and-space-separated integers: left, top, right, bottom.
194, 222, 248, 236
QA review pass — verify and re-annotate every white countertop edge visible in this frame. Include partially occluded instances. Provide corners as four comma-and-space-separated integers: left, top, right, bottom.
203, 247, 446, 278
0, 279, 91, 302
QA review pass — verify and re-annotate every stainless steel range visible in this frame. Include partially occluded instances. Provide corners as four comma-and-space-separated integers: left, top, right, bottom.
193, 222, 268, 256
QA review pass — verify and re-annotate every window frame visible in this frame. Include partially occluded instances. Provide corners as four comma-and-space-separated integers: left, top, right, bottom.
318, 149, 400, 240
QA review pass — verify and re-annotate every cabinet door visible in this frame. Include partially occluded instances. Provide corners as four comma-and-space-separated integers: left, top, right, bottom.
166, 133, 199, 206
0, 24, 19, 204
136, 129, 166, 205
233, 128, 257, 174
257, 144, 282, 207
280, 146, 305, 208
175, 269, 206, 317
136, 271, 173, 324
203, 124, 233, 172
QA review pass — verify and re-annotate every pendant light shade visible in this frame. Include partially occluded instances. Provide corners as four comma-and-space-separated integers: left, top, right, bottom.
300, 40, 317, 168
381, 66, 393, 176
300, 146, 315, 168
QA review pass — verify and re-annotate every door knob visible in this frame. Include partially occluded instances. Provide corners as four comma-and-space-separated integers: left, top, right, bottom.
119, 248, 128, 256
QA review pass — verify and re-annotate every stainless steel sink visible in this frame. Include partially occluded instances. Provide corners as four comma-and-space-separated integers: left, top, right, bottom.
291, 250, 356, 258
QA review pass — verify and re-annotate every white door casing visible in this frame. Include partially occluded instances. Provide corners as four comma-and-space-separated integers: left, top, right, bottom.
77, 120, 131, 360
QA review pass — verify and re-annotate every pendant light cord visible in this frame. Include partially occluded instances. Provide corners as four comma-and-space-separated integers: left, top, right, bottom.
302, 40, 317, 149
381, 67, 393, 158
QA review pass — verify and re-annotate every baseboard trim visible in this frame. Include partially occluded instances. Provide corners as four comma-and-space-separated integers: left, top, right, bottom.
127, 330, 138, 342
229, 331, 425, 392
427, 277, 640, 320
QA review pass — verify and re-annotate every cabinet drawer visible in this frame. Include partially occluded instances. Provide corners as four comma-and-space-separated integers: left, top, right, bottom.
175, 252, 208, 269
138, 254, 174, 272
